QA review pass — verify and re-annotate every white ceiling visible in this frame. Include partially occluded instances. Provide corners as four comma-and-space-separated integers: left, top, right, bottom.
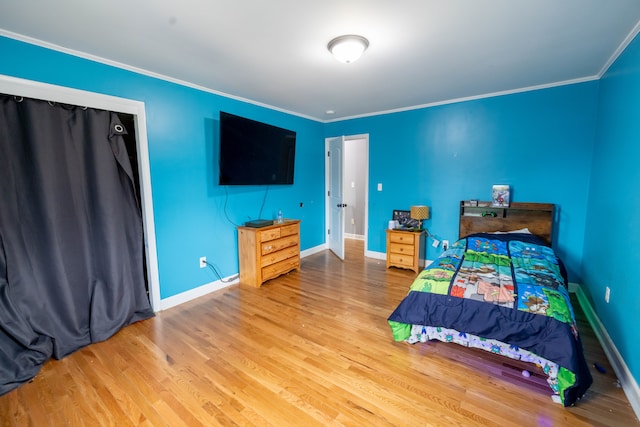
2, 1, 640, 122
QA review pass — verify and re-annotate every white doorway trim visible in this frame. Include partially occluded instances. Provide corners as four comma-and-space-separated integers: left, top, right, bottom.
0, 74, 161, 311
325, 133, 369, 258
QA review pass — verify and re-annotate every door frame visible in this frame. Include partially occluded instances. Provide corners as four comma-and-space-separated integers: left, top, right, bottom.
325, 133, 370, 258
0, 75, 161, 311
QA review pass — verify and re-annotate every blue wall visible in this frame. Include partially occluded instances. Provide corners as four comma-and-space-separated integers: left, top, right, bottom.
583, 33, 640, 386
325, 83, 599, 280
0, 36, 326, 299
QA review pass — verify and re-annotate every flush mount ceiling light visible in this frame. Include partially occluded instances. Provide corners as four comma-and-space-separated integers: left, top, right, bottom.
327, 35, 369, 64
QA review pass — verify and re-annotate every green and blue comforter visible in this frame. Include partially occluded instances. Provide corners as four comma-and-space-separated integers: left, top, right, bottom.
388, 233, 592, 406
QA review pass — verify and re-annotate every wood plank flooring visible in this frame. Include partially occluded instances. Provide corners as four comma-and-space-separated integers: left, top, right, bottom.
0, 239, 637, 426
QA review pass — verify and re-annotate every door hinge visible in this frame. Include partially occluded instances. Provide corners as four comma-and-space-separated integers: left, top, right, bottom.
327, 151, 330, 157
327, 229, 330, 235
328, 190, 330, 197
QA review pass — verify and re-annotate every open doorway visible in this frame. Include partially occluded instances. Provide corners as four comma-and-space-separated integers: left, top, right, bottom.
343, 137, 367, 243
325, 134, 369, 260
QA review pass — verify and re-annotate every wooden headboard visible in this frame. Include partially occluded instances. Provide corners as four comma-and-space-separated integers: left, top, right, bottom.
459, 201, 555, 246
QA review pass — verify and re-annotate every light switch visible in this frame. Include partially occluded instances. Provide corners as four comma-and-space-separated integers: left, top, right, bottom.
377, 183, 382, 191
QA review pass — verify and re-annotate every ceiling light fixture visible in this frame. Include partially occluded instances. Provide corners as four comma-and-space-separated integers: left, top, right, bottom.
327, 35, 369, 64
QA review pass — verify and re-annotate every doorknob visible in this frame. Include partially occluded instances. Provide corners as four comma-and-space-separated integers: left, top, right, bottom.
336, 203, 347, 208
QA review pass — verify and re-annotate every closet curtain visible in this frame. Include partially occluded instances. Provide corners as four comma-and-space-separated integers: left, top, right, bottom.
0, 94, 154, 395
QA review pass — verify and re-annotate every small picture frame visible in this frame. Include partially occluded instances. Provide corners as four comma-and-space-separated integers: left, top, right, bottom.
392, 210, 411, 226
492, 185, 510, 207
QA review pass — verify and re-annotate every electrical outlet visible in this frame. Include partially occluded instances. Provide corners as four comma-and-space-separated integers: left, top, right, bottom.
605, 286, 610, 303
199, 256, 207, 268
351, 218, 355, 225
442, 240, 449, 251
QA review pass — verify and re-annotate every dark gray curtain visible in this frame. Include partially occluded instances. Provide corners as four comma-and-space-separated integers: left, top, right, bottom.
0, 94, 154, 395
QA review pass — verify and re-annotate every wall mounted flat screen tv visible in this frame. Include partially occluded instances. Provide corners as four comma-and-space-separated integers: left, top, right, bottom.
219, 111, 296, 185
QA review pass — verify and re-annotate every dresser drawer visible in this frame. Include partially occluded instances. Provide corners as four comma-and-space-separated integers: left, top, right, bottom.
259, 228, 281, 242
262, 255, 300, 281
262, 234, 299, 255
388, 242, 414, 256
261, 245, 299, 267
280, 223, 299, 237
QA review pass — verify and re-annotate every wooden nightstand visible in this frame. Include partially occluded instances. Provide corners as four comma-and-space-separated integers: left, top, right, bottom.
386, 229, 426, 273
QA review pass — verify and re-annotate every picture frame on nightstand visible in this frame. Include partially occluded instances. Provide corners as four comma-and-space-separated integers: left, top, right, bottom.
392, 210, 411, 226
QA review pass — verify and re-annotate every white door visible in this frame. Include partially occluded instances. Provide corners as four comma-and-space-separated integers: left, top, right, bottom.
327, 136, 345, 260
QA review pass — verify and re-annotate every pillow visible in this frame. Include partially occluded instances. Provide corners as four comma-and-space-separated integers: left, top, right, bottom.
491, 228, 531, 234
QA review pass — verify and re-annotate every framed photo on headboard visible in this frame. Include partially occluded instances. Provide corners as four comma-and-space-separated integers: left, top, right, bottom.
492, 185, 510, 207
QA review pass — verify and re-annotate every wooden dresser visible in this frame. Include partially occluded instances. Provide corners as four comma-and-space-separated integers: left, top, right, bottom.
238, 220, 300, 287
386, 229, 425, 273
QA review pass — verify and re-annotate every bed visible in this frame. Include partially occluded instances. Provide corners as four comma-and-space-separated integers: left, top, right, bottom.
387, 201, 592, 407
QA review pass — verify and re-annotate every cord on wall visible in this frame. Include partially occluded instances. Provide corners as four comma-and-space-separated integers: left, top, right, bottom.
205, 261, 238, 283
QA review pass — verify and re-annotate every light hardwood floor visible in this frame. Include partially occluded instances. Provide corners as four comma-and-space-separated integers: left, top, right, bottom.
0, 239, 637, 426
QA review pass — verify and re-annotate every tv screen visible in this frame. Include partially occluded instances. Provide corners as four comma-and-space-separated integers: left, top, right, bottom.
219, 112, 296, 185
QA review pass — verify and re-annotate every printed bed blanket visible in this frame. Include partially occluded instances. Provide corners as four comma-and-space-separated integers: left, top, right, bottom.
388, 232, 592, 406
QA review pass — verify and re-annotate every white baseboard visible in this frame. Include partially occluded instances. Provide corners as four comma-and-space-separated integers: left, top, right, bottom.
345, 233, 364, 240
365, 250, 386, 260
158, 276, 238, 311
301, 243, 327, 258
158, 243, 328, 311
573, 283, 640, 419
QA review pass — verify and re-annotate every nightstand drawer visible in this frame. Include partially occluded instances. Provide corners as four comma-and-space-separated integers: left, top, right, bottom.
389, 232, 415, 244
388, 242, 415, 256
389, 252, 414, 267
